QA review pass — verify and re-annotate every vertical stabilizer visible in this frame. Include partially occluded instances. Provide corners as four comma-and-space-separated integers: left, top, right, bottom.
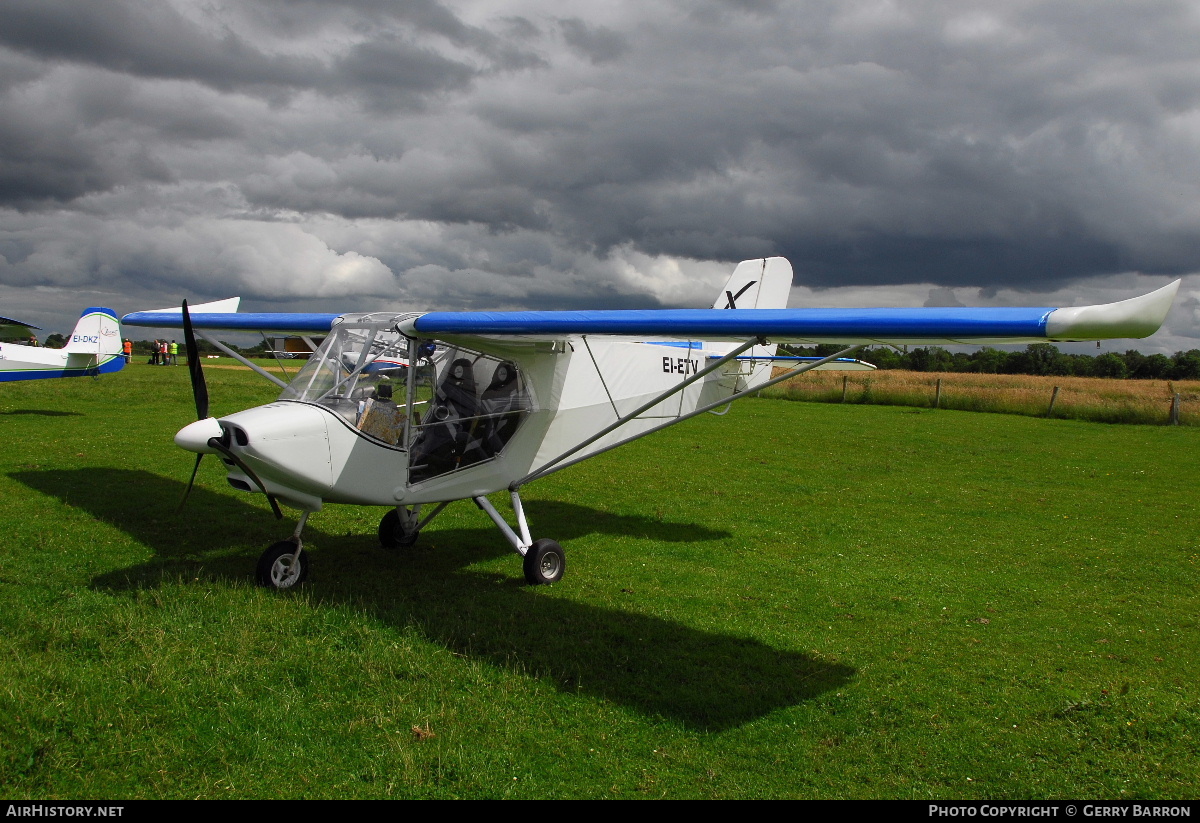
64, 307, 123, 356
706, 258, 794, 371
710, 257, 793, 310
63, 307, 125, 375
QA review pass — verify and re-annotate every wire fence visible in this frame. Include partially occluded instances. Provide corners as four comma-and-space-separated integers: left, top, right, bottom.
762, 369, 1200, 426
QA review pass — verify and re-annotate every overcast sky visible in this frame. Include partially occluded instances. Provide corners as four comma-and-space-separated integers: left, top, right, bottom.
2, 0, 1199, 352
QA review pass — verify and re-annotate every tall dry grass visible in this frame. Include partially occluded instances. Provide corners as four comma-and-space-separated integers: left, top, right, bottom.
761, 369, 1200, 425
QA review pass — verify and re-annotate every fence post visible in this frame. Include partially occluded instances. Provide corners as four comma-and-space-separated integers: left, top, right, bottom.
1170, 393, 1181, 425
842, 374, 848, 403
934, 378, 942, 409
1047, 386, 1060, 417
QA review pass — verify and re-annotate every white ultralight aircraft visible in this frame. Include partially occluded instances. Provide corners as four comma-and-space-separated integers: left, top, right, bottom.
122, 258, 1180, 589
0, 307, 124, 382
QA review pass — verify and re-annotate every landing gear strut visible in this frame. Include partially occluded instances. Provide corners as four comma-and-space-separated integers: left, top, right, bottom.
255, 496, 564, 588
474, 490, 566, 585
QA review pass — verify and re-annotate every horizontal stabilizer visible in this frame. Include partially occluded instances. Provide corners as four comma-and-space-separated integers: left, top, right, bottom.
719, 356, 876, 371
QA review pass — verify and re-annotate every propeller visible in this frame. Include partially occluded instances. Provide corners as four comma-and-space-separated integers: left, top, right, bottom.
183, 298, 208, 420
176, 299, 283, 519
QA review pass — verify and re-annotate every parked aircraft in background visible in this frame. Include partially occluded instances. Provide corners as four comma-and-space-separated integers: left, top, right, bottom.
0, 308, 124, 382
0, 313, 41, 345
123, 258, 1179, 590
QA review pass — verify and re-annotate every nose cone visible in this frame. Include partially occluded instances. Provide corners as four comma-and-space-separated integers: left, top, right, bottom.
175, 417, 223, 454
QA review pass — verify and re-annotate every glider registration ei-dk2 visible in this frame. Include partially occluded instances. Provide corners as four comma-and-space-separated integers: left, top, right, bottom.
122, 258, 1180, 590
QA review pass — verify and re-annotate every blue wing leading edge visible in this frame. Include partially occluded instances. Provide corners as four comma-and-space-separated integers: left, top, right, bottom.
123, 277, 1179, 346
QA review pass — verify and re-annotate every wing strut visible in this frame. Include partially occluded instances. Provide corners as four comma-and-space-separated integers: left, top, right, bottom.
511, 340, 865, 490
195, 330, 289, 390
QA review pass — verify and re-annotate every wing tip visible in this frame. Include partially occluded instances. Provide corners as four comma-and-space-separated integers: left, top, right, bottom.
1045, 279, 1180, 341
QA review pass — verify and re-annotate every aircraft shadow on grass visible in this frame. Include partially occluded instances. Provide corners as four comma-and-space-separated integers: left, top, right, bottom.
13, 467, 854, 731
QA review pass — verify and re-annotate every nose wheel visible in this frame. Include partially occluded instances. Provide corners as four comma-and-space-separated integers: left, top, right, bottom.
255, 511, 312, 590
378, 508, 421, 549
256, 540, 309, 589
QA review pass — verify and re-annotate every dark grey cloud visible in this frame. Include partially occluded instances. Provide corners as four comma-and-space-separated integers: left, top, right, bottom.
558, 19, 629, 64
1, 0, 1198, 353
334, 35, 479, 110
0, 0, 539, 107
0, 0, 325, 92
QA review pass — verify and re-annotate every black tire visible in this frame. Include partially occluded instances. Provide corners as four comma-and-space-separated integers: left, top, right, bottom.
523, 539, 565, 585
255, 541, 309, 589
378, 509, 419, 549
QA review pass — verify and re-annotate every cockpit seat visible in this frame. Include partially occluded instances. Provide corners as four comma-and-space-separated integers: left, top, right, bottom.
479, 362, 522, 457
409, 358, 481, 481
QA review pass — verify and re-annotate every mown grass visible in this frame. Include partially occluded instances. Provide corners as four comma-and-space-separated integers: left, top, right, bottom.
0, 362, 1197, 798
763, 369, 1200, 426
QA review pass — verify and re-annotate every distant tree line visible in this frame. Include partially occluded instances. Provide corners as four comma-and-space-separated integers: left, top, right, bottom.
785, 343, 1200, 380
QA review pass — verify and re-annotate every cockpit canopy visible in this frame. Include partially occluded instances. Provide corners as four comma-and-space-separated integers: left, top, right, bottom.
278, 313, 534, 482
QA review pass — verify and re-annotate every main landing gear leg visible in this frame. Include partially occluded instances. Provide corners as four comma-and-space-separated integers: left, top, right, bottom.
473, 490, 565, 585
256, 511, 311, 590
378, 502, 451, 550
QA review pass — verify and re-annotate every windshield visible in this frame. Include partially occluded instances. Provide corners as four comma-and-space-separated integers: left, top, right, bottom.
277, 314, 434, 446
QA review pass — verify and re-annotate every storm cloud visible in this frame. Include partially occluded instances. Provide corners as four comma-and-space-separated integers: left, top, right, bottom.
2, 0, 1199, 350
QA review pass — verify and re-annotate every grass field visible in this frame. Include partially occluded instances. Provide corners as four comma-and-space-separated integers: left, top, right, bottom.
764, 369, 1200, 426
1, 363, 1197, 799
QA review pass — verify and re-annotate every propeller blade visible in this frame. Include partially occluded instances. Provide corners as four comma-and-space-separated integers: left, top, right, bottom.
182, 299, 209, 420
176, 452, 205, 513
208, 436, 284, 520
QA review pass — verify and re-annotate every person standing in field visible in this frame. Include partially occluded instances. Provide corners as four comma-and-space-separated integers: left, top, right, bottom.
151, 339, 159, 365
123, 339, 132, 364
169, 340, 178, 365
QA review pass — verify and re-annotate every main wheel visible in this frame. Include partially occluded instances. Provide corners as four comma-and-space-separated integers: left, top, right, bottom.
256, 541, 309, 589
523, 539, 565, 585
378, 509, 419, 549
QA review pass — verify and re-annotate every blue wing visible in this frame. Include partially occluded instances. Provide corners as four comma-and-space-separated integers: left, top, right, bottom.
0, 315, 42, 330
122, 279, 1179, 345
123, 310, 340, 334
414, 306, 1054, 341
411, 280, 1179, 345
121, 296, 338, 335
